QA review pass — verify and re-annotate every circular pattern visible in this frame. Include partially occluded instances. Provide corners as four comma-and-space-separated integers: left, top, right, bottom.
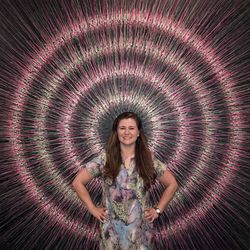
0, 1, 249, 249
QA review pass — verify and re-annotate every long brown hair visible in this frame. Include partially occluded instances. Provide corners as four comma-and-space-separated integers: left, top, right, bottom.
104, 112, 156, 188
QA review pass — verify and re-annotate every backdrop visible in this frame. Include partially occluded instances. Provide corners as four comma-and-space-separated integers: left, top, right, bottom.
0, 0, 249, 249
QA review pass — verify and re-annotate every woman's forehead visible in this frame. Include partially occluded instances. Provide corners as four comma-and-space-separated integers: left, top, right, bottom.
118, 118, 137, 126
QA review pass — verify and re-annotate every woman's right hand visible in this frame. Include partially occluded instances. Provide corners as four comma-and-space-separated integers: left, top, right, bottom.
89, 206, 107, 223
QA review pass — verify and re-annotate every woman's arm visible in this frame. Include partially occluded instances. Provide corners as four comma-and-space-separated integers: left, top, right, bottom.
145, 170, 178, 222
72, 169, 107, 222
156, 170, 178, 211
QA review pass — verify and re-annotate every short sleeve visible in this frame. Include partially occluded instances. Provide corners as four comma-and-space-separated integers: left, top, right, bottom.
85, 153, 106, 178
154, 158, 167, 178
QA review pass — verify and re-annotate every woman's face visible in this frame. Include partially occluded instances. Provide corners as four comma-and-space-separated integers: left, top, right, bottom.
117, 118, 139, 146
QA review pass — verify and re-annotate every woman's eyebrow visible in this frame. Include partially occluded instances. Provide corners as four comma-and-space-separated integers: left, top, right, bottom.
118, 126, 136, 128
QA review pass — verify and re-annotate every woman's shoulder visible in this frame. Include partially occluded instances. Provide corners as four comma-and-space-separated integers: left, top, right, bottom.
84, 150, 106, 178
86, 150, 106, 165
150, 152, 168, 177
99, 150, 106, 162
150, 151, 158, 161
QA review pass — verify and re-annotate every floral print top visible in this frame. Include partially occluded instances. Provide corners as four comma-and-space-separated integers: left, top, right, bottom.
85, 153, 167, 250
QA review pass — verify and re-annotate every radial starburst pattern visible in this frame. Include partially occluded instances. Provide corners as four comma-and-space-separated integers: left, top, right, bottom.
0, 0, 249, 249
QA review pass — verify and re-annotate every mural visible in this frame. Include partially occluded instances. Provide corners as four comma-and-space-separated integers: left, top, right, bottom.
0, 0, 249, 249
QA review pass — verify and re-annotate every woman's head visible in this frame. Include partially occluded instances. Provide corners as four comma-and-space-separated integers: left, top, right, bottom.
104, 112, 156, 188
112, 112, 141, 147
112, 112, 141, 131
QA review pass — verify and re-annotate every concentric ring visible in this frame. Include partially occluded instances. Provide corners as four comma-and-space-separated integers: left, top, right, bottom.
1, 1, 249, 249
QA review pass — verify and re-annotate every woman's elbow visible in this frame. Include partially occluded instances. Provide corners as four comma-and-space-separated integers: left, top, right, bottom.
72, 177, 80, 191
169, 177, 178, 193
173, 179, 178, 192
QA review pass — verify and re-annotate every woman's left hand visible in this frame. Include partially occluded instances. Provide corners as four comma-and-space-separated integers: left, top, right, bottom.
144, 208, 159, 222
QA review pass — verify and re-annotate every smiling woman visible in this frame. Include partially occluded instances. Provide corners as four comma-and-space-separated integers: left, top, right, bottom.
72, 112, 178, 250
117, 118, 139, 147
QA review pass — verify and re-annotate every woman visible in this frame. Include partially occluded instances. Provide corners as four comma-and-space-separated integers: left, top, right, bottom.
72, 112, 178, 249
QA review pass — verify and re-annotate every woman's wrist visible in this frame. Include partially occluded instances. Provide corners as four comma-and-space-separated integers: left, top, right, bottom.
153, 207, 161, 215
87, 204, 96, 211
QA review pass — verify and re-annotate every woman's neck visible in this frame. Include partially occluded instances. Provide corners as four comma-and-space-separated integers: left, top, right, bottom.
120, 144, 135, 160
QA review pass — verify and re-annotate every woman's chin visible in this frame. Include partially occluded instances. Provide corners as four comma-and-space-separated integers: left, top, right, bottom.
120, 140, 136, 146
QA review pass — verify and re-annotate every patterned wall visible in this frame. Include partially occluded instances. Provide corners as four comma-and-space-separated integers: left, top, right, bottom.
0, 0, 249, 249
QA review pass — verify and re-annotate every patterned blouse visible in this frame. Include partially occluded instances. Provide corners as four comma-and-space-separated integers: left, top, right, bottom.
85, 153, 167, 250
